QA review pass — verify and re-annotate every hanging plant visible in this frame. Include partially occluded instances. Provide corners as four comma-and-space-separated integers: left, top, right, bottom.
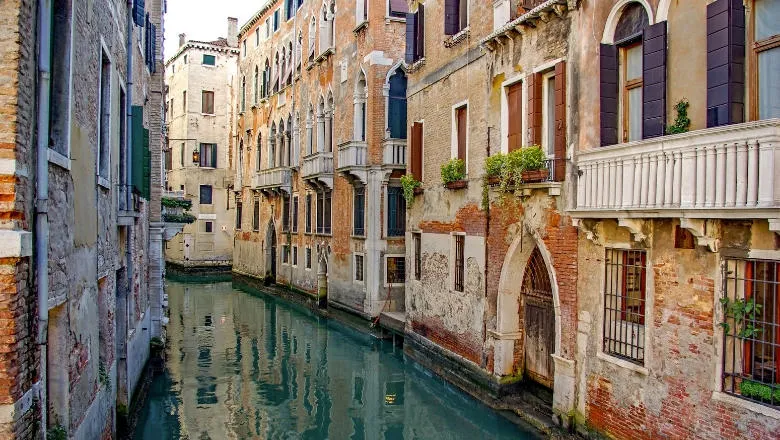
441, 158, 466, 186
666, 99, 691, 135
401, 174, 422, 208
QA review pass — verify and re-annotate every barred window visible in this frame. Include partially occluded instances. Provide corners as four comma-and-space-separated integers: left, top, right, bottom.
413, 233, 421, 280
387, 186, 406, 237
292, 195, 299, 233
252, 199, 260, 231
282, 195, 290, 232
722, 258, 780, 408
353, 186, 365, 236
454, 235, 465, 292
354, 254, 364, 282
235, 202, 242, 230
305, 193, 312, 233
387, 257, 405, 284
306, 247, 312, 269
292, 246, 298, 266
603, 249, 646, 365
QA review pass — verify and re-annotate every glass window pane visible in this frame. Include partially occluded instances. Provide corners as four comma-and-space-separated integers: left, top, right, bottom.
628, 87, 642, 141
759, 46, 780, 119
756, 0, 780, 41
626, 44, 642, 80
545, 75, 556, 156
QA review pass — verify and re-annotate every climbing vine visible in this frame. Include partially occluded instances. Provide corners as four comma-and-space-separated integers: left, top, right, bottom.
666, 99, 691, 135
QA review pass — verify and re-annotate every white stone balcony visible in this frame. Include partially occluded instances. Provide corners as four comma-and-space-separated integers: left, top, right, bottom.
336, 140, 368, 184
573, 119, 779, 226
382, 138, 407, 170
302, 152, 333, 189
252, 167, 292, 194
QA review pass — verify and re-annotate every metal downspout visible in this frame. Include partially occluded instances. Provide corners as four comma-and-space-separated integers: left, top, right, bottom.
122, 0, 135, 402
35, 0, 53, 434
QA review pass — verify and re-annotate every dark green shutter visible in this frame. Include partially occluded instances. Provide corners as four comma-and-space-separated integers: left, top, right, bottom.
131, 106, 144, 195
211, 144, 217, 168
142, 128, 151, 200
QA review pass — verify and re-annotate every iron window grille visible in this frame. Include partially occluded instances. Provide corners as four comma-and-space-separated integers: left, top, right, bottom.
305, 194, 312, 233
292, 246, 298, 266
306, 248, 312, 269
316, 191, 332, 235
603, 248, 647, 365
253, 199, 260, 231
355, 254, 364, 282
235, 202, 242, 229
454, 235, 465, 292
282, 195, 290, 232
413, 233, 421, 280
387, 186, 406, 237
292, 196, 299, 233
387, 257, 405, 284
721, 258, 780, 409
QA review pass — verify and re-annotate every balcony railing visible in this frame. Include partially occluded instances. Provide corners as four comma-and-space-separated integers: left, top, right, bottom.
252, 167, 292, 193
302, 152, 334, 189
382, 138, 407, 169
337, 141, 368, 184
574, 119, 779, 217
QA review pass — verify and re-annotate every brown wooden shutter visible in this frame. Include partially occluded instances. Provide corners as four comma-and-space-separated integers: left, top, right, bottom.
411, 122, 423, 181
554, 61, 566, 181
507, 82, 522, 152
417, 5, 425, 59
706, 0, 745, 127
456, 107, 467, 161
444, 0, 459, 35
405, 12, 417, 64
527, 72, 542, 146
643, 22, 667, 138
600, 44, 619, 147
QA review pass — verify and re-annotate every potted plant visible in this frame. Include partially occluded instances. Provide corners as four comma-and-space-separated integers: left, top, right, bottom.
484, 153, 506, 186
401, 174, 423, 208
519, 145, 548, 183
441, 158, 467, 189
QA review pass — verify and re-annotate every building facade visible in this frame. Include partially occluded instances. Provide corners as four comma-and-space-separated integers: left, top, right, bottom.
570, 0, 780, 438
0, 0, 165, 438
232, 0, 409, 317
164, 25, 239, 269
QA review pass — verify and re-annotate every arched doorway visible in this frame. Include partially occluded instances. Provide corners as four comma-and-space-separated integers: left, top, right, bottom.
521, 247, 555, 388
266, 221, 277, 280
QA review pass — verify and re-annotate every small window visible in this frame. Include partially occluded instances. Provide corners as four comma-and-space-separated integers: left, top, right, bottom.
180, 142, 185, 167
204, 221, 213, 233
405, 5, 425, 63
183, 54, 188, 64
98, 50, 111, 179
305, 193, 312, 233
387, 187, 406, 237
413, 233, 421, 280
292, 195, 299, 233
235, 202, 243, 229
199, 143, 217, 168
754, 0, 780, 119
306, 247, 312, 269
274, 9, 280, 31
253, 199, 260, 231
242, 40, 247, 56
292, 246, 298, 266
454, 105, 467, 162
386, 256, 405, 285
282, 195, 291, 232
603, 248, 647, 365
453, 235, 464, 292
182, 90, 187, 112
444, 0, 468, 35
353, 186, 365, 236
354, 254, 364, 282
282, 245, 289, 264
202, 54, 216, 65
202, 90, 214, 114
255, 29, 260, 47
199, 185, 213, 205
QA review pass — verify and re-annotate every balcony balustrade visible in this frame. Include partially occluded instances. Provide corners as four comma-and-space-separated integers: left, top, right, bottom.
252, 167, 292, 194
382, 138, 407, 169
573, 119, 779, 221
302, 152, 334, 189
337, 140, 368, 184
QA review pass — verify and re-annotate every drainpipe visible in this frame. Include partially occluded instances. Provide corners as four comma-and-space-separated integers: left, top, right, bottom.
35, 0, 53, 434
483, 126, 492, 368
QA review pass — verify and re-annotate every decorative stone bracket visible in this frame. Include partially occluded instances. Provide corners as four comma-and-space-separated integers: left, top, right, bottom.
617, 218, 647, 243
680, 218, 720, 252
572, 218, 602, 245
770, 219, 780, 236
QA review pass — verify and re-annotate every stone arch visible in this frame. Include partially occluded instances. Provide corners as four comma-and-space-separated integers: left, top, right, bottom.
494, 227, 562, 376
601, 0, 654, 44
656, 0, 671, 22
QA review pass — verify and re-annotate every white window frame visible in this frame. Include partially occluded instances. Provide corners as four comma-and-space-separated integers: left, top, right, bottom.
450, 100, 469, 174
48, 0, 75, 169
541, 70, 556, 158
353, 252, 365, 284
96, 39, 113, 187
384, 254, 406, 287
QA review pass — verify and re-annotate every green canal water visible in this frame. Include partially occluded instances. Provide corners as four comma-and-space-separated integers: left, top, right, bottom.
134, 280, 541, 439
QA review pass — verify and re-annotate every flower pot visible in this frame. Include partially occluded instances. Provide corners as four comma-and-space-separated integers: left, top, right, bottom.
486, 176, 500, 186
521, 169, 549, 183
444, 180, 468, 190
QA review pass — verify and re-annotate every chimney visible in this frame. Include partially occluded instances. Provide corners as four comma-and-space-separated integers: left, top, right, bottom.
227, 17, 238, 47
178, 33, 186, 48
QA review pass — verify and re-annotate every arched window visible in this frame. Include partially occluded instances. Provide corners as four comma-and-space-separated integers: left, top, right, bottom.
286, 115, 293, 165
273, 51, 281, 93
296, 32, 303, 72
241, 76, 246, 111
326, 91, 334, 152
279, 118, 287, 166
293, 112, 301, 167
269, 123, 277, 167
319, 2, 334, 54
262, 59, 270, 98
287, 42, 293, 86
280, 50, 287, 90
387, 67, 407, 139
354, 71, 367, 141
307, 104, 315, 155
254, 65, 259, 104
308, 17, 317, 62
256, 132, 262, 170
317, 96, 325, 153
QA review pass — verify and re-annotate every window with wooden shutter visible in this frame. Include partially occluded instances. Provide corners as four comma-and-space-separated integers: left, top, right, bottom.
527, 72, 542, 146
752, 0, 779, 120
416, 5, 425, 59
456, 105, 467, 161
642, 22, 667, 138
707, 0, 745, 127
202, 91, 214, 114
600, 44, 619, 146
133, 0, 145, 26
444, 0, 461, 35
388, 70, 408, 139
411, 122, 423, 181
405, 12, 417, 64
306, 193, 312, 233
553, 61, 566, 181
507, 82, 522, 152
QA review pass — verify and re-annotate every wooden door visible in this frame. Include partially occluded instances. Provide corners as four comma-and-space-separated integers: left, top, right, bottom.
521, 248, 555, 388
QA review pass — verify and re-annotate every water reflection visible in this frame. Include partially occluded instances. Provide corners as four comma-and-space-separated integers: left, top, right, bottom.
134, 281, 540, 439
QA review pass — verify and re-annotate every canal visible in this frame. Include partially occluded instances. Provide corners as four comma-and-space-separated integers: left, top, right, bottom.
134, 280, 542, 439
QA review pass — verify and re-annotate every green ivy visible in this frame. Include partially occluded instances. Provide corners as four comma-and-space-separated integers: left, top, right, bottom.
161, 197, 193, 210
441, 158, 466, 184
666, 99, 691, 135
162, 213, 197, 224
150, 336, 165, 350
719, 297, 763, 339
401, 174, 421, 208
98, 361, 109, 386
48, 426, 67, 440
